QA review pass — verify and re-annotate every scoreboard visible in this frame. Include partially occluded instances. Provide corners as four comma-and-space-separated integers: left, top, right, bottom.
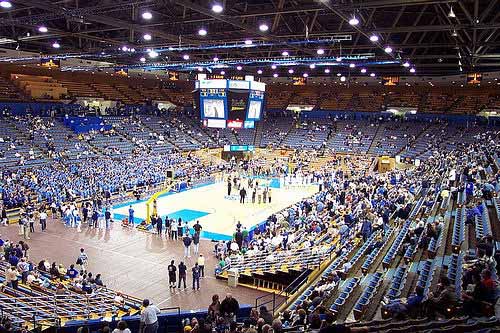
195, 78, 266, 129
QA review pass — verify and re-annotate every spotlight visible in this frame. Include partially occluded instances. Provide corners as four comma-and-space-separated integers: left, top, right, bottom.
369, 35, 379, 42
273, 73, 278, 78
271, 65, 277, 69
337, 73, 342, 77
448, 5, 456, 18
317, 49, 325, 55
451, 30, 458, 37
140, 57, 146, 62
288, 69, 294, 74
303, 73, 308, 77
244, 39, 253, 45
197, 67, 203, 72
38, 26, 48, 33
143, 34, 152, 41
309, 64, 316, 69
198, 28, 207, 36
349, 63, 355, 68
370, 73, 376, 77
213, 57, 219, 61
220, 70, 225, 75
410, 68, 416, 73
237, 65, 242, 70
349, 16, 359, 26
282, 51, 289, 56
384, 46, 393, 53
121, 46, 128, 52
212, 4, 223, 13
324, 69, 330, 74
52, 41, 60, 48
336, 57, 342, 62
0, 1, 12, 8
148, 50, 158, 58
141, 11, 153, 20
183, 54, 190, 60
403, 61, 410, 68
259, 23, 269, 32
257, 69, 263, 74
360, 68, 367, 73
340, 76, 346, 82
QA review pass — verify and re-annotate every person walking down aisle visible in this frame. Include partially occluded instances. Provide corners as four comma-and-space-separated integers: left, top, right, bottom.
192, 263, 201, 290
178, 261, 187, 289
140, 299, 160, 333
167, 260, 176, 289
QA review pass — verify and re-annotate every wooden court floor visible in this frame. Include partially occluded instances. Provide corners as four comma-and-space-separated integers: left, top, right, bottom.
0, 218, 268, 311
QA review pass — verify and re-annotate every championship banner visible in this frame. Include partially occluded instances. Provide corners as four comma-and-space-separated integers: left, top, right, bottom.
382, 76, 399, 86
167, 71, 179, 81
292, 77, 307, 85
114, 68, 128, 76
466, 73, 482, 85
40, 58, 60, 68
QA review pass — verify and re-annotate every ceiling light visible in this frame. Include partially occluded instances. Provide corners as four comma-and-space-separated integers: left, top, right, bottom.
340, 76, 346, 82
198, 28, 207, 36
38, 26, 48, 33
317, 49, 325, 55
257, 69, 263, 74
244, 39, 253, 45
370, 73, 376, 77
183, 54, 189, 60
324, 69, 330, 74
410, 67, 416, 73
148, 50, 158, 58
282, 51, 289, 56
220, 71, 225, 75
140, 57, 146, 63
273, 73, 278, 78
384, 46, 393, 53
130, 48, 135, 52
288, 69, 294, 74
459, 66, 463, 72
213, 57, 219, 61
451, 30, 458, 37
52, 41, 60, 48
0, 1, 12, 8
197, 67, 203, 72
349, 16, 359, 26
349, 63, 355, 68
336, 57, 342, 62
143, 34, 152, 41
141, 11, 153, 20
303, 73, 309, 78
259, 23, 269, 32
369, 35, 379, 42
309, 64, 316, 69
403, 61, 410, 68
212, 4, 223, 13
121, 46, 128, 51
237, 65, 242, 70
271, 65, 277, 69
360, 68, 367, 73
337, 73, 342, 77
448, 5, 456, 18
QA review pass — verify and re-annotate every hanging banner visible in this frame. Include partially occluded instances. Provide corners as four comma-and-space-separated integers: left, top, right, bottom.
40, 58, 60, 68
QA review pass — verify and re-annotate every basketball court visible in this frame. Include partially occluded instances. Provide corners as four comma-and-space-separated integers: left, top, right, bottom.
112, 179, 319, 240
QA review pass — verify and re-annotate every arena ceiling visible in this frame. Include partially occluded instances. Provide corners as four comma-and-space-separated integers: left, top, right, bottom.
0, 0, 499, 76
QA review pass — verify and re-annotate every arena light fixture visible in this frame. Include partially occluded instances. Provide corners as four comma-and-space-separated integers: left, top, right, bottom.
309, 64, 316, 69
182, 54, 189, 60
198, 28, 207, 36
282, 51, 289, 56
403, 61, 410, 68
288, 69, 294, 74
197, 67, 203, 72
271, 64, 277, 69
148, 50, 158, 58
317, 49, 325, 55
143, 34, 152, 41
349, 63, 355, 68
448, 5, 456, 18
384, 46, 393, 53
121, 46, 128, 51
349, 16, 359, 26
273, 73, 278, 78
340, 76, 346, 82
370, 73, 376, 77
257, 69, 263, 74
360, 68, 367, 73
451, 30, 458, 37
140, 57, 146, 63
142, 11, 153, 20
52, 41, 60, 48
244, 39, 253, 45
303, 73, 309, 78
336, 57, 342, 62
213, 56, 219, 61
237, 65, 243, 70
337, 73, 342, 77
212, 4, 223, 13
369, 35, 379, 42
220, 70, 225, 75
324, 69, 330, 74
38, 26, 48, 33
0, 1, 12, 8
259, 23, 269, 32
410, 67, 416, 73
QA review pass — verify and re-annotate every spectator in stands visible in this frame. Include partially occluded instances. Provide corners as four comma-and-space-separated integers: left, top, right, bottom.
112, 321, 131, 333
382, 285, 425, 318
259, 306, 273, 325
220, 293, 239, 322
5, 265, 18, 289
140, 299, 160, 333
423, 276, 458, 318
208, 294, 221, 322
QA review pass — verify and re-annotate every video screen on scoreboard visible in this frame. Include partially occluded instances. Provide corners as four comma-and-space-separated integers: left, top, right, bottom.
247, 100, 262, 120
227, 90, 248, 120
203, 99, 225, 119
